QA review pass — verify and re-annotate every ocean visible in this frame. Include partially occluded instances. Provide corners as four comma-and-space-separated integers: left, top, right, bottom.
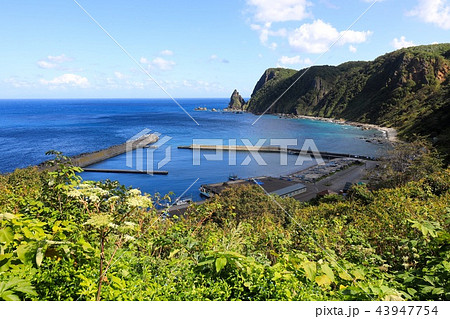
0, 99, 387, 200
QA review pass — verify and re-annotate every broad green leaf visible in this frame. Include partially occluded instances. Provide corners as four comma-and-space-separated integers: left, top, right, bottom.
421, 286, 434, 294
321, 263, 335, 282
0, 227, 14, 245
1, 292, 20, 301
338, 271, 353, 281
78, 239, 93, 251
409, 219, 439, 238
15, 285, 37, 296
303, 261, 317, 281
351, 268, 365, 280
16, 244, 32, 264
432, 287, 444, 295
315, 274, 332, 287
22, 227, 34, 239
215, 257, 227, 272
443, 261, 450, 271
407, 287, 417, 296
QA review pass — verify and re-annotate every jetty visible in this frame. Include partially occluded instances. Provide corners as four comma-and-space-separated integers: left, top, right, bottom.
39, 133, 160, 171
82, 168, 168, 175
177, 144, 375, 160
71, 134, 159, 168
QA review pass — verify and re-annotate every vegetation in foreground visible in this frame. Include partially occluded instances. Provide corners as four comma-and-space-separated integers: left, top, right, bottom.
0, 149, 449, 301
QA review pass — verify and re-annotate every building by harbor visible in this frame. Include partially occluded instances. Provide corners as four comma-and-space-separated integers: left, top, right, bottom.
199, 176, 306, 199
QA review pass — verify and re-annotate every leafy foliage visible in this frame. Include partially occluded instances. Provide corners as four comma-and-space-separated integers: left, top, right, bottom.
0, 153, 449, 300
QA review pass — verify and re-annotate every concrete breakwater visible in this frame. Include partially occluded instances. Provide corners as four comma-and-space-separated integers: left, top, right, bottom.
71, 134, 159, 168
177, 144, 375, 160
82, 168, 168, 175
40, 134, 159, 170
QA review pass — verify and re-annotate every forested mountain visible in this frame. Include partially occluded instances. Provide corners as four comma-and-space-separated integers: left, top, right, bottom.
246, 44, 450, 160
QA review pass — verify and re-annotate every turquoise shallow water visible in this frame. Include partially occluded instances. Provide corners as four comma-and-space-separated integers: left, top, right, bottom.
0, 99, 387, 200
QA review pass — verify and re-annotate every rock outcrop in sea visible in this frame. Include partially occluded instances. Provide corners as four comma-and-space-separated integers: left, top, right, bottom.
227, 89, 246, 110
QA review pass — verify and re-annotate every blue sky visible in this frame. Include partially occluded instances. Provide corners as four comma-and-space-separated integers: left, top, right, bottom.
0, 0, 449, 99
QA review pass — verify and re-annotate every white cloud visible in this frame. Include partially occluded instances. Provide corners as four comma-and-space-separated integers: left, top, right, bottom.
37, 54, 73, 69
114, 71, 127, 79
269, 42, 278, 50
408, 0, 450, 29
140, 56, 175, 70
339, 30, 372, 45
277, 55, 312, 66
47, 54, 72, 63
349, 45, 357, 53
160, 49, 174, 56
39, 74, 89, 88
391, 36, 415, 49
37, 61, 58, 69
4, 77, 34, 88
251, 23, 287, 46
279, 55, 303, 65
288, 19, 372, 53
151, 57, 175, 70
209, 54, 230, 63
247, 0, 312, 23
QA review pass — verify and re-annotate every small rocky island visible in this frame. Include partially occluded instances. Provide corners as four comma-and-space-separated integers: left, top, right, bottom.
227, 89, 246, 110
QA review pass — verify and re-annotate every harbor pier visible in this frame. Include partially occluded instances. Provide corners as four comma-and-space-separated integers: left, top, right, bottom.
177, 144, 375, 160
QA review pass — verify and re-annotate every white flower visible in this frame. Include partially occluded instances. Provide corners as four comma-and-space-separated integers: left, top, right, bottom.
96, 188, 109, 197
108, 222, 118, 229
126, 195, 152, 208
89, 195, 100, 203
124, 235, 136, 242
107, 196, 120, 203
67, 189, 82, 198
78, 183, 92, 189
127, 189, 142, 196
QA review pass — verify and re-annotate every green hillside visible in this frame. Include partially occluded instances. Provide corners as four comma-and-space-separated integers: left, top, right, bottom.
246, 44, 450, 160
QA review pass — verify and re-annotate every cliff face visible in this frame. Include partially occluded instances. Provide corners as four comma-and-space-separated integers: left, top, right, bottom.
246, 43, 450, 160
251, 68, 296, 96
227, 89, 246, 110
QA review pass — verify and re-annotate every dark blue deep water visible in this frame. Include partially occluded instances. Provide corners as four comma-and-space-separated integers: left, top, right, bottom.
0, 99, 387, 200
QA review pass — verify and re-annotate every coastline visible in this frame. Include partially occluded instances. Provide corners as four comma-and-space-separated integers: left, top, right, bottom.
219, 108, 398, 144
276, 113, 398, 143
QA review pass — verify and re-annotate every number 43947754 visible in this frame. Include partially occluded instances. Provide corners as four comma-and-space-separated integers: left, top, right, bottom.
376, 305, 438, 316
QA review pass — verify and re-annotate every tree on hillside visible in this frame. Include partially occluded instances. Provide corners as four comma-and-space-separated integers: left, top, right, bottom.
369, 138, 443, 188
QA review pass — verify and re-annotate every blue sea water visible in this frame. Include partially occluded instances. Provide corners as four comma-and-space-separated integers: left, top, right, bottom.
0, 99, 387, 200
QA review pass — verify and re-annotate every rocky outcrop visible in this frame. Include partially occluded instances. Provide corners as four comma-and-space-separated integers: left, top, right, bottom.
227, 89, 246, 110
250, 68, 298, 97
251, 69, 278, 96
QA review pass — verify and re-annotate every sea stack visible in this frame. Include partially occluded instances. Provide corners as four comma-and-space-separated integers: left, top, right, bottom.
227, 89, 246, 110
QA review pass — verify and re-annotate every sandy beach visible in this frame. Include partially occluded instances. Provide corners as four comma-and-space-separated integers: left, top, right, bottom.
277, 114, 398, 143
